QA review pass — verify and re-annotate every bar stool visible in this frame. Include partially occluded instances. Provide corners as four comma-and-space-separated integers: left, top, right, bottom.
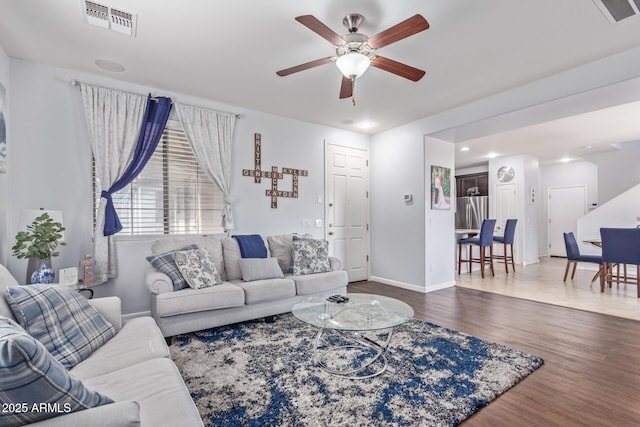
458, 219, 496, 278
493, 219, 517, 273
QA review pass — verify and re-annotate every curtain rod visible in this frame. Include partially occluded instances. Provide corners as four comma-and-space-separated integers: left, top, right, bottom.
70, 79, 242, 118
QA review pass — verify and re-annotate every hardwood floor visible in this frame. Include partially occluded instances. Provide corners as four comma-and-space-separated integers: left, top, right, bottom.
347, 280, 640, 426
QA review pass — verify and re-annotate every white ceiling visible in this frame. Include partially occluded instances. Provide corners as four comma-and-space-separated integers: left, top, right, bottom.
2, 0, 640, 167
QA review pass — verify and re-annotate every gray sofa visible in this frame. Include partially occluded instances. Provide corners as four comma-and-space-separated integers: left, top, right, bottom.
0, 264, 203, 427
145, 234, 348, 337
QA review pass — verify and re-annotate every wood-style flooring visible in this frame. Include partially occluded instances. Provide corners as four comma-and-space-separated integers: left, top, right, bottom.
348, 276, 640, 426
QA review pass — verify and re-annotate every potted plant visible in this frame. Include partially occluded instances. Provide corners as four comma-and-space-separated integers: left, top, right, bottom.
12, 212, 66, 283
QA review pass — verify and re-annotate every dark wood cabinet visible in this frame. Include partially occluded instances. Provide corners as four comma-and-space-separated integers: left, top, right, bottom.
456, 173, 489, 197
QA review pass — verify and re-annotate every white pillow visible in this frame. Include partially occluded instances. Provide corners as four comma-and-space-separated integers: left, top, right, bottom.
172, 248, 222, 289
239, 257, 285, 281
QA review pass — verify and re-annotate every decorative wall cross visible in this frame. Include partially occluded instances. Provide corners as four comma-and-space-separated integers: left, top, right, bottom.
242, 133, 308, 208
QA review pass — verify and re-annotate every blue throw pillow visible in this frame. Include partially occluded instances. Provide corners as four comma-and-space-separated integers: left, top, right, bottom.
5, 285, 116, 370
0, 316, 114, 426
146, 244, 198, 291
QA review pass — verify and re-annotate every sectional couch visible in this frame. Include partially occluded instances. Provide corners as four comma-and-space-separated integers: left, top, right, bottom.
0, 264, 203, 426
145, 234, 348, 337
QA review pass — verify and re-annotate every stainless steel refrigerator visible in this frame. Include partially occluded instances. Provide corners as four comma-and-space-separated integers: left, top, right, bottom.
455, 196, 489, 230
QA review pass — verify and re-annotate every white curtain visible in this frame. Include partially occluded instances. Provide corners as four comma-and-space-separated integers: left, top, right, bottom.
175, 103, 236, 230
80, 84, 146, 283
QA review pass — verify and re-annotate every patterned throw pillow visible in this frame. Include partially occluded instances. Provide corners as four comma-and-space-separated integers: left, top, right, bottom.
0, 316, 114, 427
5, 285, 116, 370
292, 238, 332, 275
146, 244, 198, 291
172, 248, 222, 289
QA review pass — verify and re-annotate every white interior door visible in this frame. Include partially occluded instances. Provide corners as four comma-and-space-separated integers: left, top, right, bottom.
325, 143, 370, 282
495, 183, 517, 236
548, 186, 586, 256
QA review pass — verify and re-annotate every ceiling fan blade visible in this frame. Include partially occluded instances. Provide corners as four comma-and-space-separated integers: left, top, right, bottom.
339, 76, 353, 99
276, 57, 334, 77
367, 14, 429, 49
371, 56, 425, 81
295, 15, 346, 46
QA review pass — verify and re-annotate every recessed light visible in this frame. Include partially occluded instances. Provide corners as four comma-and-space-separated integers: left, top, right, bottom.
460, 147, 470, 152
486, 152, 499, 159
95, 59, 125, 72
560, 157, 572, 163
356, 121, 376, 129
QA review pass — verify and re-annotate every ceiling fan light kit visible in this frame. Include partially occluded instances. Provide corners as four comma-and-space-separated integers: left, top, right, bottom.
335, 52, 371, 79
277, 12, 429, 104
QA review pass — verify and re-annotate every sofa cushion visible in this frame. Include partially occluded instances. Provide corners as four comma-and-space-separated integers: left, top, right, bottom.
151, 236, 226, 281
26, 401, 141, 427
82, 357, 203, 427
232, 278, 296, 304
0, 264, 19, 321
0, 316, 113, 427
146, 244, 198, 291
267, 234, 312, 274
70, 317, 170, 380
5, 284, 116, 370
292, 238, 332, 275
155, 283, 245, 317
290, 270, 349, 296
173, 248, 222, 289
239, 257, 284, 281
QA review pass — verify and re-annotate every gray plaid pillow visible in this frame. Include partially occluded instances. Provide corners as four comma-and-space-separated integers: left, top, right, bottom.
5, 285, 116, 370
146, 244, 197, 291
0, 317, 114, 426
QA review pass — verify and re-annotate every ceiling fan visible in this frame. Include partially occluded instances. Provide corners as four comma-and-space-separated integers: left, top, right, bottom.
276, 13, 429, 104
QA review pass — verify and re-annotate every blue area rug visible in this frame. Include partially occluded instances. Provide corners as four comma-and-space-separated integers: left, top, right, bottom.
170, 313, 543, 426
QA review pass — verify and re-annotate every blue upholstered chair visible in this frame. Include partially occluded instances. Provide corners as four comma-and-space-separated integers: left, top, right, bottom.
458, 219, 496, 278
563, 232, 602, 282
493, 219, 517, 273
599, 228, 640, 297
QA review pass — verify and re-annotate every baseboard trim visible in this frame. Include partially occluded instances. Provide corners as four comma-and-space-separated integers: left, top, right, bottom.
521, 258, 540, 266
425, 281, 456, 292
122, 310, 151, 321
368, 276, 426, 293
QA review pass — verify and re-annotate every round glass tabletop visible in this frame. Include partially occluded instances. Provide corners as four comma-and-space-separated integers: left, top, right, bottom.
292, 293, 414, 331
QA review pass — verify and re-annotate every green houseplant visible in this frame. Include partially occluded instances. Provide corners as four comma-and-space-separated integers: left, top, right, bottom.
12, 212, 66, 283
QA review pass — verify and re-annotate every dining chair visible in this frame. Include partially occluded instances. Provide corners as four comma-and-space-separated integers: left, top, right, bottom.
599, 227, 640, 297
562, 232, 602, 282
493, 218, 517, 273
458, 219, 496, 278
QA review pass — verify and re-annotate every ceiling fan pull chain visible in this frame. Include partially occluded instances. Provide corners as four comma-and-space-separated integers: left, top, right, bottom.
352, 95, 356, 106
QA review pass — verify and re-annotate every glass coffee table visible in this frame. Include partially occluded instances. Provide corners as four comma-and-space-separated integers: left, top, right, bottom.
292, 293, 414, 379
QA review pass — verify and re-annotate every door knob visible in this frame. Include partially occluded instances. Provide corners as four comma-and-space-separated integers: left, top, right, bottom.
328, 232, 334, 236
329, 203, 333, 207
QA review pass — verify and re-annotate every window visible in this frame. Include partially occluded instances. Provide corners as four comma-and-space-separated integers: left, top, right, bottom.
94, 124, 225, 236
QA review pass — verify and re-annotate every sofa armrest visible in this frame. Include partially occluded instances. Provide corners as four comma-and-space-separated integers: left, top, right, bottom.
145, 268, 173, 295
26, 401, 140, 427
88, 297, 123, 331
329, 257, 342, 271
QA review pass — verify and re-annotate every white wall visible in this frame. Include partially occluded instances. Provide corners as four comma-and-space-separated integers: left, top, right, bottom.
539, 161, 598, 256
583, 140, 640, 205
424, 137, 455, 290
488, 155, 539, 265
370, 123, 426, 289
0, 43, 9, 266
5, 58, 370, 315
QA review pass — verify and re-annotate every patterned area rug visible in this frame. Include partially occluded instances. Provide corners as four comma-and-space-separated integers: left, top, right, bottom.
170, 313, 543, 426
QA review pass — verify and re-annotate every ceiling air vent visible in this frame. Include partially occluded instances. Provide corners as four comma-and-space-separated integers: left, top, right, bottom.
84, 1, 137, 36
593, 0, 640, 23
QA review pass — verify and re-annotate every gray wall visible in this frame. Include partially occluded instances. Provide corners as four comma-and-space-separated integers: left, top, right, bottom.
4, 58, 370, 315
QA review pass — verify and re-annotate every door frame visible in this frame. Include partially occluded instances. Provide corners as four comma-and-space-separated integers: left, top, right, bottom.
324, 141, 371, 281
